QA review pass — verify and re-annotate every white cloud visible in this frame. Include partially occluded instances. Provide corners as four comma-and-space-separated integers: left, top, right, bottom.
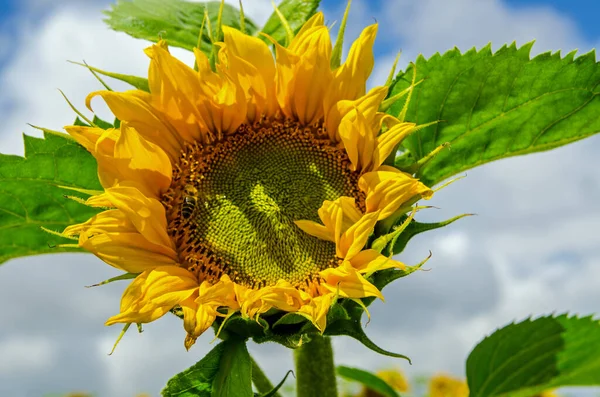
0, 336, 55, 374
436, 231, 470, 260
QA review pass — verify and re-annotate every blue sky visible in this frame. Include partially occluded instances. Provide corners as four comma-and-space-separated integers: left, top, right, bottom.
0, 1, 599, 397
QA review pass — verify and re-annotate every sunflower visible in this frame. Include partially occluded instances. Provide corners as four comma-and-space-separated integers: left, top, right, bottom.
429, 374, 469, 397
357, 368, 409, 397
62, 12, 432, 350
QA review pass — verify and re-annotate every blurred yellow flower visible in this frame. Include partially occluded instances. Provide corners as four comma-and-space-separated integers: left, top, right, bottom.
356, 368, 409, 397
376, 368, 410, 393
535, 391, 559, 397
429, 374, 469, 397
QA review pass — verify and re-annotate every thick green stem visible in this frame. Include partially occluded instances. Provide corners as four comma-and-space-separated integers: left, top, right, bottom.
294, 335, 338, 397
251, 356, 280, 397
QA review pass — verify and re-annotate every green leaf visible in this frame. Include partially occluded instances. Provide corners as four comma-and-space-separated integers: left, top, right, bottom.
0, 132, 101, 265
390, 214, 472, 255
92, 115, 115, 130
73, 116, 89, 127
212, 338, 253, 397
104, 0, 258, 54
260, 0, 320, 45
337, 366, 400, 397
467, 314, 600, 397
388, 43, 600, 186
162, 342, 225, 397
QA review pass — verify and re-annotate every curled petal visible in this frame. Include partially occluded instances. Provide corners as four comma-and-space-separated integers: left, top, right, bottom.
349, 249, 406, 273
87, 90, 183, 158
222, 26, 277, 120
359, 166, 433, 220
273, 24, 333, 124
64, 126, 120, 156
325, 24, 378, 111
105, 266, 198, 325
325, 86, 388, 143
63, 210, 177, 273
297, 294, 333, 333
86, 186, 173, 249
320, 262, 383, 300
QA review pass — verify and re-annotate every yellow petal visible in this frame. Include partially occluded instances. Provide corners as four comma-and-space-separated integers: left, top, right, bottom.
325, 24, 378, 112
87, 186, 173, 249
255, 281, 310, 312
87, 90, 183, 158
370, 122, 416, 171
273, 25, 333, 124
145, 42, 207, 143
338, 211, 379, 260
320, 262, 383, 300
64, 126, 120, 156
296, 197, 365, 247
105, 266, 198, 325
359, 166, 433, 220
349, 249, 406, 273
192, 49, 248, 138
338, 196, 363, 224
292, 12, 325, 40
222, 26, 277, 120
338, 108, 375, 171
325, 86, 388, 143
317, 199, 344, 246
297, 294, 333, 333
108, 122, 172, 197
235, 284, 273, 320
294, 220, 334, 242
63, 209, 177, 274
196, 275, 238, 307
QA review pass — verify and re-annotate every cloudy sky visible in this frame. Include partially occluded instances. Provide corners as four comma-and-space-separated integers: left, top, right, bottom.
0, 0, 599, 396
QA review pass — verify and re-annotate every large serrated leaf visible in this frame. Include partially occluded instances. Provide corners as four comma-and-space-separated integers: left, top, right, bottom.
388, 43, 600, 186
0, 132, 101, 265
260, 0, 320, 45
467, 314, 600, 397
104, 0, 258, 53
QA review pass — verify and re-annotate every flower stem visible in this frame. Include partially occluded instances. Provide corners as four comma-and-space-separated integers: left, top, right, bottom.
251, 356, 280, 397
294, 335, 338, 397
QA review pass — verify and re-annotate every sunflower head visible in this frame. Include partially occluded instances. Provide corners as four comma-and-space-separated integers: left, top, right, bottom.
63, 11, 432, 350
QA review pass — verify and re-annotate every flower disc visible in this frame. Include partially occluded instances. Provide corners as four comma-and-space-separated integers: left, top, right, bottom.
163, 119, 363, 288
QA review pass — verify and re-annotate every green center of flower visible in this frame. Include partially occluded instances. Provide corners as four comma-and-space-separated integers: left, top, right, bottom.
163, 119, 364, 288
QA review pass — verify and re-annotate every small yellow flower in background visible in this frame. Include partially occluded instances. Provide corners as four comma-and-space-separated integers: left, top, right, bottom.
357, 368, 409, 397
535, 391, 560, 397
376, 368, 410, 393
429, 374, 469, 397
62, 12, 431, 349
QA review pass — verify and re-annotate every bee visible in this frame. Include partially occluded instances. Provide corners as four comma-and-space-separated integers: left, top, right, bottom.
181, 184, 199, 220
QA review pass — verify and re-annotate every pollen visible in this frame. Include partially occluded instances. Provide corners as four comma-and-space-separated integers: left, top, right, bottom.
162, 118, 365, 289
